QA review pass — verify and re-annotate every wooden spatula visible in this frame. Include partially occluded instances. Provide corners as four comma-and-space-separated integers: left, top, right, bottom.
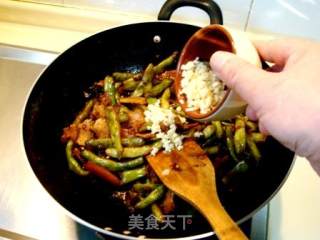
147, 139, 248, 240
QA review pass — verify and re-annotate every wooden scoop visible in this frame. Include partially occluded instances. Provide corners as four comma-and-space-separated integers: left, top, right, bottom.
147, 140, 248, 240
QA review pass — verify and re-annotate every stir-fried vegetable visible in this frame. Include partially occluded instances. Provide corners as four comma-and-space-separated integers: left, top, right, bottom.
61, 52, 267, 221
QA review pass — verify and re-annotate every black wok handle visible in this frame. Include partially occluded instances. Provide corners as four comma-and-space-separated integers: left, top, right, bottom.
158, 0, 223, 25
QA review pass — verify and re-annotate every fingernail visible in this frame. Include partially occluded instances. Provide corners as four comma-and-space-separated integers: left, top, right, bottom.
210, 51, 233, 72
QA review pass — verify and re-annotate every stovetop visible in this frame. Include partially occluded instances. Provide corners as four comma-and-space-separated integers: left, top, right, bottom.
0, 45, 268, 240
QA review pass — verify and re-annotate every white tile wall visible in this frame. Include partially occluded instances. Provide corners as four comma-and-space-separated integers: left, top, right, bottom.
247, 0, 320, 40
15, 0, 253, 29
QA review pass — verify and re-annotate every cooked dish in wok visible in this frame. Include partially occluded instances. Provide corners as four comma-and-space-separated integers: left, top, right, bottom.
61, 52, 266, 222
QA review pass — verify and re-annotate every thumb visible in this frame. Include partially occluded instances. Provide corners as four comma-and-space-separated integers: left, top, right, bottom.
210, 51, 274, 107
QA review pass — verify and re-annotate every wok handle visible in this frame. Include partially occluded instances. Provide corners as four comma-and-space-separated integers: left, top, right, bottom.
158, 0, 223, 25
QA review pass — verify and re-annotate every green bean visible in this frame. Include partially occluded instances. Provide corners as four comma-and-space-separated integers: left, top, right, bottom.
112, 72, 135, 82
122, 137, 146, 147
86, 137, 145, 149
135, 185, 165, 209
106, 106, 123, 158
153, 51, 178, 74
247, 136, 261, 161
147, 79, 172, 97
152, 141, 163, 150
204, 146, 220, 155
203, 124, 215, 139
106, 145, 151, 158
86, 138, 113, 148
66, 140, 89, 176
119, 105, 129, 123
246, 120, 258, 132
226, 137, 239, 162
73, 99, 93, 125
234, 117, 246, 154
121, 166, 147, 184
147, 97, 158, 105
213, 121, 223, 138
250, 132, 266, 143
160, 87, 171, 109
132, 64, 154, 97
123, 78, 139, 91
81, 150, 144, 171
222, 161, 249, 185
104, 76, 117, 105
151, 203, 164, 222
133, 182, 158, 192
225, 125, 233, 138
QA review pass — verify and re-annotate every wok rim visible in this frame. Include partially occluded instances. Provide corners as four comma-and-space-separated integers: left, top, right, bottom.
21, 20, 296, 239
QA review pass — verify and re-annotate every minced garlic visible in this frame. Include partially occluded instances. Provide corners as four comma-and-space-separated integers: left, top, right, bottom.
180, 58, 225, 114
144, 100, 185, 155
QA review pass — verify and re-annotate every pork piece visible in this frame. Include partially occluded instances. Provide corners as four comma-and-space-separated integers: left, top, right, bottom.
92, 118, 109, 138
91, 93, 112, 119
127, 107, 145, 131
61, 123, 78, 143
112, 190, 139, 213
76, 119, 94, 146
91, 102, 106, 119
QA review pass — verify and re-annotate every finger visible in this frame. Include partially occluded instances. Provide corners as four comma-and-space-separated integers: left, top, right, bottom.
246, 105, 258, 121
254, 39, 295, 66
258, 122, 269, 135
210, 51, 275, 108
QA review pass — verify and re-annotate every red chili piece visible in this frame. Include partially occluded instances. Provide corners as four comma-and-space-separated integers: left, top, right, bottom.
84, 161, 122, 186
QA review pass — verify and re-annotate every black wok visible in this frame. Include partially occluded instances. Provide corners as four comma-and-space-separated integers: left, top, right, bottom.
23, 0, 294, 239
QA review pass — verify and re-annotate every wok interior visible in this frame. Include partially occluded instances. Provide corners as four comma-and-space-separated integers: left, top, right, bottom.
23, 22, 294, 238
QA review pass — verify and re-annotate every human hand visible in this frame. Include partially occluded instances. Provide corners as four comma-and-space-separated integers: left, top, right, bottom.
210, 38, 320, 175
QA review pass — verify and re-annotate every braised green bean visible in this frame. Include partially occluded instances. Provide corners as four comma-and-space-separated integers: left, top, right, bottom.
104, 76, 117, 105
250, 132, 266, 143
106, 106, 123, 158
147, 97, 158, 105
122, 137, 146, 147
73, 99, 93, 125
66, 140, 89, 176
213, 121, 223, 139
247, 136, 261, 161
135, 185, 165, 209
147, 79, 172, 97
122, 78, 139, 91
121, 166, 147, 184
205, 146, 220, 155
132, 64, 154, 97
119, 105, 129, 123
151, 203, 164, 222
160, 88, 171, 109
153, 51, 178, 74
246, 120, 258, 132
86, 138, 113, 148
106, 145, 151, 158
133, 182, 158, 192
226, 137, 239, 162
203, 124, 215, 139
234, 117, 246, 154
86, 137, 145, 149
112, 72, 135, 82
81, 150, 144, 171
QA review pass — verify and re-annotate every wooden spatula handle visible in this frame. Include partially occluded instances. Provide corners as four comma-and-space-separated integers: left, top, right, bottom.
199, 196, 248, 240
